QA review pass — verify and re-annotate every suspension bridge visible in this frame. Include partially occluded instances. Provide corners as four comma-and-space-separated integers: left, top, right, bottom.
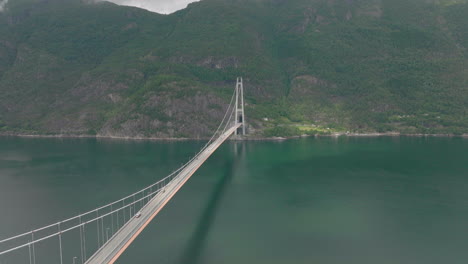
0, 78, 246, 264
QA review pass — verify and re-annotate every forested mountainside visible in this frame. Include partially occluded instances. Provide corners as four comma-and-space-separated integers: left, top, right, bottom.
0, 0, 467, 138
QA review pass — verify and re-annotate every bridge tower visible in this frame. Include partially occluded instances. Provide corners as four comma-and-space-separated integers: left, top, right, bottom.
234, 77, 246, 136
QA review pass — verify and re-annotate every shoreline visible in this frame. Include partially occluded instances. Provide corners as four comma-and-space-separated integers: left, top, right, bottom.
1, 132, 467, 141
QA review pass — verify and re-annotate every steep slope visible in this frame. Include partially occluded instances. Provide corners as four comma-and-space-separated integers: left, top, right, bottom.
0, 0, 466, 137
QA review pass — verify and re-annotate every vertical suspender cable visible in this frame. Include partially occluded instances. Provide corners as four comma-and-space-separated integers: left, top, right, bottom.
96, 211, 100, 248
83, 223, 87, 261
79, 215, 84, 264
31, 232, 36, 264
149, 187, 152, 203
28, 240, 32, 264
140, 192, 143, 209
123, 200, 126, 224
129, 198, 132, 219
111, 204, 114, 235
58, 222, 63, 264
133, 195, 136, 215
116, 208, 120, 230
101, 215, 104, 244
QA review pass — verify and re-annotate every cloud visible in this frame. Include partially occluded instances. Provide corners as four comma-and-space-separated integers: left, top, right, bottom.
104, 0, 200, 14
0, 0, 8, 12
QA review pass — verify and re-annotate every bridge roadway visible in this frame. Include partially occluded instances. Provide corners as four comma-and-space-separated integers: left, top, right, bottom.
85, 124, 241, 264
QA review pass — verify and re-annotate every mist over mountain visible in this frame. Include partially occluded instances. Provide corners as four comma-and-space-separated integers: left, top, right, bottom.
0, 0, 467, 138
0, 0, 8, 12
102, 0, 200, 14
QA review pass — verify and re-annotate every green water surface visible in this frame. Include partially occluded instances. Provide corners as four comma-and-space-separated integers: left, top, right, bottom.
0, 136, 467, 264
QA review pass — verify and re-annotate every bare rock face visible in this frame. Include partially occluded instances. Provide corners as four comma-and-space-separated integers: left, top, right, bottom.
71, 78, 129, 104
108, 93, 122, 103
169, 56, 240, 70
98, 84, 228, 139
346, 10, 353, 20
289, 75, 333, 100
197, 56, 239, 69
356, 0, 382, 18
0, 40, 15, 75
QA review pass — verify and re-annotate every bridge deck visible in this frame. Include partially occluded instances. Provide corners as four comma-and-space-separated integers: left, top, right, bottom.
85, 124, 241, 264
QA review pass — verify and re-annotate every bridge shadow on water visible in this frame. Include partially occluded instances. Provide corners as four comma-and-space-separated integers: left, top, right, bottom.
178, 143, 244, 264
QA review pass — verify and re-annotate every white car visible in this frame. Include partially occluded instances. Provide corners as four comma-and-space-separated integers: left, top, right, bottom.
135, 211, 142, 218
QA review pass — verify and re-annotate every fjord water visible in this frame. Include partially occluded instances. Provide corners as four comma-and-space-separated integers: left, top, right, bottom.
0, 136, 467, 264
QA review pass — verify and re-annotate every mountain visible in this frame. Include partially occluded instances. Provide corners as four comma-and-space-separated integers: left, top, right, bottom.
0, 0, 467, 138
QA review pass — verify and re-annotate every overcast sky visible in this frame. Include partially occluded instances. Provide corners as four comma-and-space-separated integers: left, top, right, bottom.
104, 0, 200, 14
0, 0, 8, 12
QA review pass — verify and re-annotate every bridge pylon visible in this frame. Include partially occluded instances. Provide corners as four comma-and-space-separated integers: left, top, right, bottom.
234, 77, 246, 136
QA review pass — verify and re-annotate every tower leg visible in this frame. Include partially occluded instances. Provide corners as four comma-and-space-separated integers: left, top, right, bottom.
234, 77, 246, 136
